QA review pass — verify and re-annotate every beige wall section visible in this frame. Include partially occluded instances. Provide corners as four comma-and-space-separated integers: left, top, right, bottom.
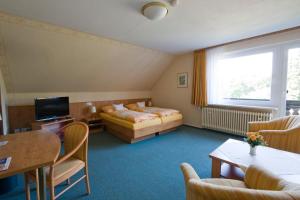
0, 69, 9, 134
8, 91, 151, 106
151, 53, 202, 128
0, 12, 174, 94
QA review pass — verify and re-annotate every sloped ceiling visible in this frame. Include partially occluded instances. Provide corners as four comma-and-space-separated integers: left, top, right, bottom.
0, 13, 174, 93
0, 0, 300, 53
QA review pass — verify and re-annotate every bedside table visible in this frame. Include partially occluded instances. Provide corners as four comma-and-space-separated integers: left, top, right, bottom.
83, 117, 105, 133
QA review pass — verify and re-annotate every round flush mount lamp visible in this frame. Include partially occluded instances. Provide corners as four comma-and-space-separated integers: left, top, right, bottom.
142, 2, 168, 21
170, 0, 179, 7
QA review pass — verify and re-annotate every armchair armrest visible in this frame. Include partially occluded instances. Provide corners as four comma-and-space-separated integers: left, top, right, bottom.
180, 163, 200, 184
259, 126, 300, 135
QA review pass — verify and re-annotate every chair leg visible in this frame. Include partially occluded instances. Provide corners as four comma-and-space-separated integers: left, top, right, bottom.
50, 183, 55, 200
66, 178, 71, 185
35, 169, 40, 200
24, 173, 31, 200
84, 167, 91, 194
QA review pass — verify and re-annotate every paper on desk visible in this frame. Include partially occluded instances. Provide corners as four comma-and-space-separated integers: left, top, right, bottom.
0, 141, 8, 147
0, 157, 11, 171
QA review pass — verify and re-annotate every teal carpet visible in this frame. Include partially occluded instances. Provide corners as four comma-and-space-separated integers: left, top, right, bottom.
1, 126, 241, 200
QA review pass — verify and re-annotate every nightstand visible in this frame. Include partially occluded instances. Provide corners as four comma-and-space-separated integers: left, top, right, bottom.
83, 117, 104, 133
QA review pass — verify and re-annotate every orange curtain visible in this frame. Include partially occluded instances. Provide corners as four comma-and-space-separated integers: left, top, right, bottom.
192, 49, 207, 107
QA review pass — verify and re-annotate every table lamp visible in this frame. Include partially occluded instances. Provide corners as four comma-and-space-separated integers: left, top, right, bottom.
90, 106, 97, 119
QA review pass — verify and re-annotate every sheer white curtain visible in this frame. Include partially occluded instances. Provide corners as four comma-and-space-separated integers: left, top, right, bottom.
206, 48, 224, 105
206, 46, 276, 106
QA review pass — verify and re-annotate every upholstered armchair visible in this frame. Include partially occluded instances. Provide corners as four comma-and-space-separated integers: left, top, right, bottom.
248, 115, 300, 153
180, 163, 300, 200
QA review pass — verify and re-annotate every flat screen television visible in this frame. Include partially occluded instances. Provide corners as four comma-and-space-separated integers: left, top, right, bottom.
35, 97, 69, 121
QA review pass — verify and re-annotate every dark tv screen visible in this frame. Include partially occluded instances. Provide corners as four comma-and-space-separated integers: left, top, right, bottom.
35, 97, 69, 121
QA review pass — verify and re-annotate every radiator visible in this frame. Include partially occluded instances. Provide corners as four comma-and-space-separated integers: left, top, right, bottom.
201, 107, 273, 136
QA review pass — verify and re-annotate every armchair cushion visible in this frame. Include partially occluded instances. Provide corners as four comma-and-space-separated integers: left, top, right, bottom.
202, 178, 246, 188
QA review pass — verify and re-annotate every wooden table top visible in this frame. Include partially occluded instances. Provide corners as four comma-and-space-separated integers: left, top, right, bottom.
209, 139, 300, 184
0, 130, 61, 178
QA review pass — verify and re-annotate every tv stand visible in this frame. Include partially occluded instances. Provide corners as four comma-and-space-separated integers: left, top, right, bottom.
31, 117, 75, 141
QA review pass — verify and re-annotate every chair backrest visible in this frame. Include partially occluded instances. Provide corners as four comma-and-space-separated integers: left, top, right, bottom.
244, 165, 285, 191
63, 122, 89, 161
277, 115, 300, 129
287, 115, 300, 129
260, 115, 300, 153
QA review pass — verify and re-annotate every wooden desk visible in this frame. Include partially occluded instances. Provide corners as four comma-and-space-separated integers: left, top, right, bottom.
209, 139, 300, 184
0, 130, 61, 200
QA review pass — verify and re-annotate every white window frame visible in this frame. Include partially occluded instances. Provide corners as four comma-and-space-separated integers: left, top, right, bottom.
281, 41, 300, 115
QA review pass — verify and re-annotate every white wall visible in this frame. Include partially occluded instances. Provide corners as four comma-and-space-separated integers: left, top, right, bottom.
151, 53, 202, 128
0, 12, 168, 108
0, 12, 174, 94
0, 69, 8, 134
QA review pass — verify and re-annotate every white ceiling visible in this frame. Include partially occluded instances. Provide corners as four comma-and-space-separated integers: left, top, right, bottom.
0, 0, 300, 53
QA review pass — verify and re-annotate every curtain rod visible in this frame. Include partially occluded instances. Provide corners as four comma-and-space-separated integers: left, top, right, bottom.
196, 26, 300, 51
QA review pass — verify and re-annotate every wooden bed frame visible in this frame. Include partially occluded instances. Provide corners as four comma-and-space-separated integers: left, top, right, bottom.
103, 119, 183, 143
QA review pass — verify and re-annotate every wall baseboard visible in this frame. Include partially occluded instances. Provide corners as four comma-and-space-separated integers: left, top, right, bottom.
183, 123, 203, 129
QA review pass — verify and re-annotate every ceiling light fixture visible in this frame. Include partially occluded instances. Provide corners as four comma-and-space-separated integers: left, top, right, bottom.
142, 2, 168, 21
170, 0, 179, 7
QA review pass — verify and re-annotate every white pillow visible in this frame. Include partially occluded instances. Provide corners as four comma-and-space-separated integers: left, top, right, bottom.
137, 101, 146, 108
113, 104, 126, 111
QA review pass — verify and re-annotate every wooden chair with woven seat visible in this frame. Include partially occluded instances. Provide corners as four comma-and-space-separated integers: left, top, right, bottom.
25, 121, 91, 200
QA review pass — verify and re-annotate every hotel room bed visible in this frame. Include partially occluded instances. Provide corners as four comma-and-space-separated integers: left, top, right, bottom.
100, 112, 162, 143
125, 102, 183, 134
100, 104, 183, 143
126, 103, 183, 125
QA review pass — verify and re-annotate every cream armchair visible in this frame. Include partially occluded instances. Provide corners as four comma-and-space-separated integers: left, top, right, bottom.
180, 163, 300, 200
248, 115, 300, 153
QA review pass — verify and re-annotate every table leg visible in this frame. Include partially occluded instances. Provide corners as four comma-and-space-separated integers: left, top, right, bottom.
211, 158, 221, 178
38, 167, 47, 200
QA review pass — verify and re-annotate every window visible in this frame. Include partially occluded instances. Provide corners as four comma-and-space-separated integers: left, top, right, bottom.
286, 48, 300, 101
217, 52, 273, 100
206, 41, 300, 116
